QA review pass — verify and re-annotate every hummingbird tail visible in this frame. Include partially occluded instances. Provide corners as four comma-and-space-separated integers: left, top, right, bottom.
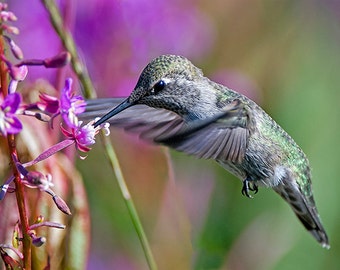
274, 181, 329, 249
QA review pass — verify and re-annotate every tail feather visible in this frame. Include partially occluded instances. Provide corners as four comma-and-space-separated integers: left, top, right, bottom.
274, 179, 329, 249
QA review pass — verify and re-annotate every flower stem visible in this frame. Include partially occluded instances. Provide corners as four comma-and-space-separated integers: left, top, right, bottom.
8, 142, 31, 269
101, 135, 157, 270
41, 0, 96, 99
0, 35, 31, 268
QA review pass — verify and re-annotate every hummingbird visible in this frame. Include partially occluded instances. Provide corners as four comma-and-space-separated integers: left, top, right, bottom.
87, 54, 329, 248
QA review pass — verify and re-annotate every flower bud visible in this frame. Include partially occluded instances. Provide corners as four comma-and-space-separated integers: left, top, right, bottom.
1, 24, 19, 35
0, 3, 8, 11
52, 195, 72, 215
0, 11, 17, 22
43, 51, 71, 68
32, 236, 46, 247
9, 39, 23, 60
36, 215, 44, 223
29, 231, 46, 247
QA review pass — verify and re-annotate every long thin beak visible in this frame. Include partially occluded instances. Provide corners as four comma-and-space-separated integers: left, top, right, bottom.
93, 98, 133, 127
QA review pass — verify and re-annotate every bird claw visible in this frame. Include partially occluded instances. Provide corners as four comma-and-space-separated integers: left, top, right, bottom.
241, 178, 258, 198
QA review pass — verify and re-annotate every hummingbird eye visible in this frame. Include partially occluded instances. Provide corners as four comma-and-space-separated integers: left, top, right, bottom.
151, 80, 166, 95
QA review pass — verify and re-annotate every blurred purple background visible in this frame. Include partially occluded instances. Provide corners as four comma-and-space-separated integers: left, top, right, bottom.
7, 0, 340, 269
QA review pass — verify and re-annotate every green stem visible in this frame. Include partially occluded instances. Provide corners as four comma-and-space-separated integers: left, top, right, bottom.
42, 1, 157, 268
41, 0, 96, 99
102, 135, 157, 270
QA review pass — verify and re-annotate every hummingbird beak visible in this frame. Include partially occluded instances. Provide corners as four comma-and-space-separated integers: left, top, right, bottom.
93, 98, 133, 127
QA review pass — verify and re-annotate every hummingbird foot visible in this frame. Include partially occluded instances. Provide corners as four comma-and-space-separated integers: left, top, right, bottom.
241, 178, 258, 198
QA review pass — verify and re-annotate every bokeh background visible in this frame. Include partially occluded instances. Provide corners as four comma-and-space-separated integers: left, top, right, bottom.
10, 0, 340, 269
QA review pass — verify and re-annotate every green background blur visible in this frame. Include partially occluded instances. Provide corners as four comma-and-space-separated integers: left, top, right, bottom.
80, 2, 340, 269
14, 0, 340, 269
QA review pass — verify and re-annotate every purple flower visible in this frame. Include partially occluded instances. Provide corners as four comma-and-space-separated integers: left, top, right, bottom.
61, 120, 109, 153
24, 171, 54, 191
60, 78, 86, 128
0, 93, 22, 136
75, 122, 96, 147
14, 162, 54, 192
37, 93, 60, 114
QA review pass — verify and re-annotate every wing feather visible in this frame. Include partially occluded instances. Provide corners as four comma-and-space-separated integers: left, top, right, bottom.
82, 98, 250, 163
155, 99, 250, 163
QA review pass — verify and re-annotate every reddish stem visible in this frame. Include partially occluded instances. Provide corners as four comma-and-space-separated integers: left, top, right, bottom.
0, 36, 31, 269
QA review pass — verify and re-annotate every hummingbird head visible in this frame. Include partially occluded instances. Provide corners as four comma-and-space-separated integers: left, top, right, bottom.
129, 55, 204, 112
94, 55, 210, 127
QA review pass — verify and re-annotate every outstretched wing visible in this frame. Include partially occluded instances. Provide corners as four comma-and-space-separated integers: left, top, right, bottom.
155, 99, 250, 163
83, 98, 250, 163
83, 98, 185, 140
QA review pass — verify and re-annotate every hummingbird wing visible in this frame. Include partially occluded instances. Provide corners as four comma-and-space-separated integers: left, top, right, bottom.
155, 99, 250, 163
83, 98, 185, 138
83, 98, 249, 163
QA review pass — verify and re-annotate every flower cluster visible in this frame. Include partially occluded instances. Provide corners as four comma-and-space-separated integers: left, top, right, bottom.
0, 2, 109, 267
36, 78, 110, 152
1, 78, 110, 200
1, 75, 109, 152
